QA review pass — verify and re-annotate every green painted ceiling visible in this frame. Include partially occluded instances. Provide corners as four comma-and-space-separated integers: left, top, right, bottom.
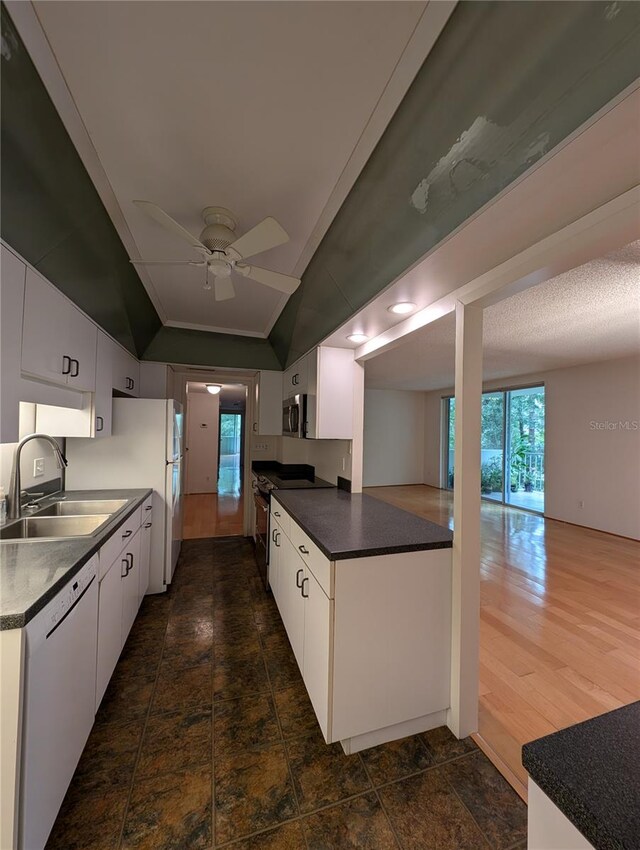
2, 2, 638, 370
269, 0, 640, 367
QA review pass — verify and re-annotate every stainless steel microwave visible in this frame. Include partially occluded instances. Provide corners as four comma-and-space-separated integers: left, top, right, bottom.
282, 394, 306, 438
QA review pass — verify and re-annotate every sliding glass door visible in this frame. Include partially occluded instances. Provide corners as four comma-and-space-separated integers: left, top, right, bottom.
505, 387, 545, 511
444, 385, 545, 513
481, 392, 504, 502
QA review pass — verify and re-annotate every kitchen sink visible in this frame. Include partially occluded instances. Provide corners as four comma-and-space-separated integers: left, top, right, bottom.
37, 499, 129, 517
0, 514, 111, 541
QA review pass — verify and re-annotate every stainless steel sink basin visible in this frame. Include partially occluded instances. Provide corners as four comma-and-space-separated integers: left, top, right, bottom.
0, 514, 111, 540
37, 499, 129, 517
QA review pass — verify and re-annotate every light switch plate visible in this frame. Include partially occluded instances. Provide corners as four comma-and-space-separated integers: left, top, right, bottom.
33, 458, 45, 477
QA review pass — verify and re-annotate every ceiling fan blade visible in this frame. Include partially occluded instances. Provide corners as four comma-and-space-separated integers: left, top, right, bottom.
214, 276, 235, 301
237, 264, 300, 295
130, 259, 203, 266
133, 200, 210, 254
226, 217, 289, 261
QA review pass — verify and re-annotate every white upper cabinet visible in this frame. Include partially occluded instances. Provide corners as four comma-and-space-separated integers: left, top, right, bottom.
1, 244, 26, 443
283, 356, 309, 397
284, 346, 355, 439
254, 371, 282, 435
94, 331, 114, 437
111, 345, 140, 397
21, 268, 97, 392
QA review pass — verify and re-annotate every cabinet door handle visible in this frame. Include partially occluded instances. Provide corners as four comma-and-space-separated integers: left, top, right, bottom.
301, 577, 309, 598
127, 553, 134, 573
144, 521, 152, 528
253, 422, 257, 432
70, 359, 79, 377
275, 532, 280, 547
272, 529, 277, 542
96, 415, 104, 432
122, 529, 132, 540
298, 545, 309, 555
130, 378, 135, 390
292, 373, 299, 385
62, 355, 72, 375
121, 557, 129, 578
296, 568, 303, 588
274, 511, 281, 517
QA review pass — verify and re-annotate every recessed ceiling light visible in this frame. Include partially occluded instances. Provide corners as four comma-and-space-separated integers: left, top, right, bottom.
206, 383, 222, 394
388, 302, 416, 315
347, 333, 369, 344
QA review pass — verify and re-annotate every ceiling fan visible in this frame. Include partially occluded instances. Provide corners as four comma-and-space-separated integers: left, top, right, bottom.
130, 201, 301, 302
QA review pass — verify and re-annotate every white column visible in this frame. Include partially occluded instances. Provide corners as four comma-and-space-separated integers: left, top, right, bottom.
350, 359, 365, 493
449, 300, 482, 738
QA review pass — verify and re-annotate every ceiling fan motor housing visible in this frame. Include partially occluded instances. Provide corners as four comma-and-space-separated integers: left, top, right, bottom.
200, 206, 237, 251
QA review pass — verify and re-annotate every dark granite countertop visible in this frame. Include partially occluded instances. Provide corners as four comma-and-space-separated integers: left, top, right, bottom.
251, 461, 334, 490
0, 489, 152, 630
523, 701, 640, 850
272, 489, 453, 560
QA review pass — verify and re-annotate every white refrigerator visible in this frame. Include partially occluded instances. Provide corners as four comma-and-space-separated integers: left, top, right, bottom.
66, 399, 184, 592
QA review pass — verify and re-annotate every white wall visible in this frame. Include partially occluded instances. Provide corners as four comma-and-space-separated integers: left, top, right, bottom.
0, 403, 65, 496
423, 356, 640, 539
363, 389, 426, 487
185, 392, 220, 494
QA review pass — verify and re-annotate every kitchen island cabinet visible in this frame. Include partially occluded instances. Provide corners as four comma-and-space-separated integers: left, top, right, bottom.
269, 489, 453, 753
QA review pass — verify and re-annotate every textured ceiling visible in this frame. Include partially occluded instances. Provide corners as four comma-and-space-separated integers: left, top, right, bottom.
365, 241, 640, 391
32, 0, 427, 337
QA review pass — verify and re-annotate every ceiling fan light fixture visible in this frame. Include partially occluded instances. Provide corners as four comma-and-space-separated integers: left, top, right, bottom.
388, 301, 416, 315
206, 384, 222, 395
347, 333, 369, 343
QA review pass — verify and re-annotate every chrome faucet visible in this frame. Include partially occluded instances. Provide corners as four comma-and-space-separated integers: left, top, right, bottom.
7, 434, 68, 520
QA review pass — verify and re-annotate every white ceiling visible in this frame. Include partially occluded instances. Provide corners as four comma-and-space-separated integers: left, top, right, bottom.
365, 241, 640, 391
31, 0, 436, 337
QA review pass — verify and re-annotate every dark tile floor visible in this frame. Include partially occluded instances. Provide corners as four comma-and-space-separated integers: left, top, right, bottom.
47, 538, 528, 850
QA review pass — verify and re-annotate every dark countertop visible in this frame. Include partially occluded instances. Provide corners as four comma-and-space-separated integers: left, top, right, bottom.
272, 489, 453, 560
251, 461, 334, 490
522, 701, 640, 850
0, 489, 151, 630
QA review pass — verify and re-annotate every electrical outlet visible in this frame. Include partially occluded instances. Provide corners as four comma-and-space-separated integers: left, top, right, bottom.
33, 458, 45, 477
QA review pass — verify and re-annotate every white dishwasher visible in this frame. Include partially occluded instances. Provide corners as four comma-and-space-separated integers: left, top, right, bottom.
20, 555, 98, 850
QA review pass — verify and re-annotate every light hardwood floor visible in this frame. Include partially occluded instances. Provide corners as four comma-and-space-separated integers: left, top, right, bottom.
365, 484, 640, 799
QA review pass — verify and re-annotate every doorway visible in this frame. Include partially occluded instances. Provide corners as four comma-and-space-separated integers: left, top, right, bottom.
218, 412, 243, 497
183, 381, 247, 539
445, 385, 545, 513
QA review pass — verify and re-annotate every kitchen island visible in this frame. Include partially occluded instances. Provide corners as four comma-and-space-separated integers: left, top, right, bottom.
523, 701, 640, 850
269, 488, 454, 754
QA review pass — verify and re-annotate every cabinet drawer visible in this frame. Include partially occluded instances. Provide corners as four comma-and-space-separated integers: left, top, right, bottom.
290, 521, 333, 598
98, 505, 142, 579
270, 500, 290, 539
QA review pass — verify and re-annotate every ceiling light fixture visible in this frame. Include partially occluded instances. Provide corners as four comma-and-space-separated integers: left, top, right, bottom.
347, 333, 369, 344
206, 384, 222, 395
388, 302, 416, 315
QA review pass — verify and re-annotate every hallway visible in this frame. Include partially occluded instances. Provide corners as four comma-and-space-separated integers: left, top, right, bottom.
47, 538, 526, 849
183, 455, 244, 539
365, 484, 640, 796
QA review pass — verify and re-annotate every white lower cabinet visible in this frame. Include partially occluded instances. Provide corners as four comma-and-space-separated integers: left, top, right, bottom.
139, 509, 153, 604
301, 566, 332, 736
96, 554, 124, 708
269, 498, 452, 751
96, 503, 149, 710
121, 529, 141, 645
270, 509, 333, 740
